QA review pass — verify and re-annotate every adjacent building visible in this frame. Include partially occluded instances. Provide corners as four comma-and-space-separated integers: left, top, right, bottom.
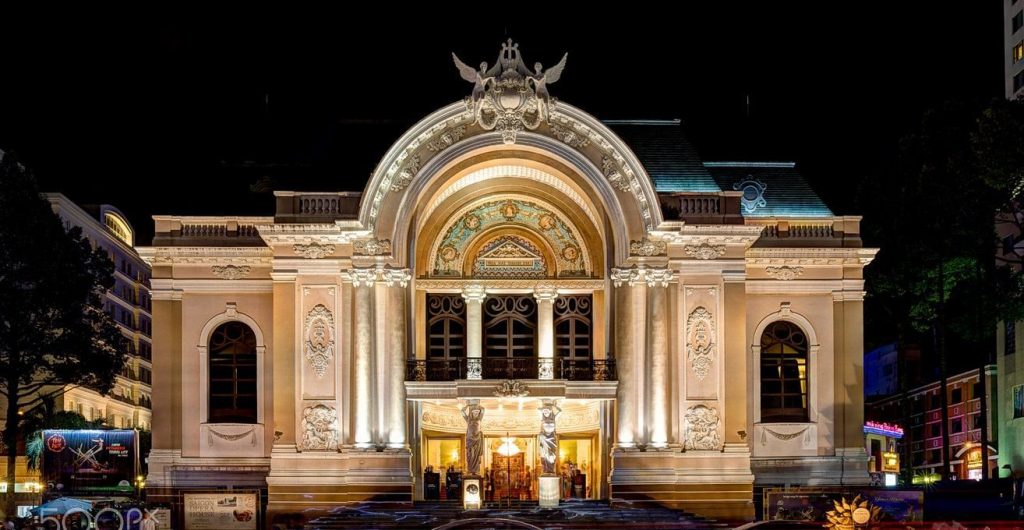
1006, 0, 1024, 99
46, 194, 154, 430
140, 42, 876, 522
867, 366, 998, 483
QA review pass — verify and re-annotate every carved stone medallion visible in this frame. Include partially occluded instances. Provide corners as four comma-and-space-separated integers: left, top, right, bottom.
686, 307, 715, 382
304, 305, 335, 378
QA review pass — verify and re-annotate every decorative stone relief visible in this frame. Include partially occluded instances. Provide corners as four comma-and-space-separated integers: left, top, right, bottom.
493, 379, 530, 398
550, 123, 590, 148
601, 155, 631, 192
353, 238, 392, 256
611, 267, 643, 287
538, 400, 561, 474
349, 268, 377, 288
453, 39, 567, 144
765, 266, 805, 280
301, 404, 339, 451
686, 307, 716, 382
684, 405, 722, 451
684, 243, 726, 260
644, 268, 675, 288
380, 267, 411, 288
294, 242, 335, 259
304, 304, 335, 378
426, 125, 465, 152
761, 426, 809, 443
210, 264, 251, 280
207, 427, 256, 446
390, 155, 420, 192
629, 237, 667, 257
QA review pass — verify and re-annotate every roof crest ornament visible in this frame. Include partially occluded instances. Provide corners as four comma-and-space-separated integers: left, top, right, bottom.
453, 39, 567, 144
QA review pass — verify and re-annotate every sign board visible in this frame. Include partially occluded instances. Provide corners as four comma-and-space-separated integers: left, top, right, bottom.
764, 488, 923, 522
183, 493, 258, 530
881, 451, 900, 473
41, 429, 138, 495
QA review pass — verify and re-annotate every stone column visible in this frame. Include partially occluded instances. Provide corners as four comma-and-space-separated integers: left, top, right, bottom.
384, 268, 410, 448
271, 272, 298, 447
534, 287, 559, 379
612, 267, 642, 447
646, 268, 673, 447
723, 274, 748, 446
462, 285, 486, 380
351, 268, 376, 448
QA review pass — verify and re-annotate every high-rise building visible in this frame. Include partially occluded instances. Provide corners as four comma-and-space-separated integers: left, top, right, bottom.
1006, 0, 1024, 99
45, 194, 153, 430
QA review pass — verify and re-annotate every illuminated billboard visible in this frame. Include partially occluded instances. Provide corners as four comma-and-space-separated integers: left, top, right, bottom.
41, 430, 138, 495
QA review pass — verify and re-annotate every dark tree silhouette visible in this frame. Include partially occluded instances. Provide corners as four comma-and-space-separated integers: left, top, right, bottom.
0, 151, 126, 516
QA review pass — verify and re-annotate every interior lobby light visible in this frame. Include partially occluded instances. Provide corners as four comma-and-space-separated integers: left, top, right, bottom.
498, 437, 520, 457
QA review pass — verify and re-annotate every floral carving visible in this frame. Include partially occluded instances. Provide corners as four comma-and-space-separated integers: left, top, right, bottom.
353, 238, 392, 256
684, 243, 726, 260
550, 123, 590, 148
602, 156, 631, 192
493, 379, 530, 398
687, 307, 716, 382
211, 264, 251, 280
733, 178, 767, 214
294, 242, 335, 259
684, 405, 721, 451
765, 266, 805, 280
630, 237, 667, 257
304, 305, 335, 378
390, 155, 420, 192
301, 404, 338, 451
426, 125, 465, 152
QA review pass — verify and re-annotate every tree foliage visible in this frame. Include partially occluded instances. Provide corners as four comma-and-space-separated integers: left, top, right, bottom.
0, 151, 127, 516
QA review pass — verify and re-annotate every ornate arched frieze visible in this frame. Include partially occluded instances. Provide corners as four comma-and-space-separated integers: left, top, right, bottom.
427, 197, 591, 278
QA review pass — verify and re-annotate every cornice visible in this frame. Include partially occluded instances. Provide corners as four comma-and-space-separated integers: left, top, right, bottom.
137, 246, 273, 266
415, 278, 606, 291
150, 278, 274, 293
746, 247, 878, 266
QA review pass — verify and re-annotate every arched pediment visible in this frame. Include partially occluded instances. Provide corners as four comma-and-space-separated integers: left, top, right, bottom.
359, 102, 662, 266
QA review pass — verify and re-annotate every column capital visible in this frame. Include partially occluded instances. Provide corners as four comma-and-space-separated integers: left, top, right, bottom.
347, 267, 377, 288
533, 285, 560, 302
832, 290, 866, 302
610, 266, 675, 288
380, 267, 411, 288
461, 284, 487, 303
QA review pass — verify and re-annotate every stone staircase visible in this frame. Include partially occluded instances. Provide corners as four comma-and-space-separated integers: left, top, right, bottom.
304, 499, 731, 529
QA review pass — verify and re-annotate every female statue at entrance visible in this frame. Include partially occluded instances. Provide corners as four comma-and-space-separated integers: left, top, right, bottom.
538, 399, 561, 475
461, 400, 485, 475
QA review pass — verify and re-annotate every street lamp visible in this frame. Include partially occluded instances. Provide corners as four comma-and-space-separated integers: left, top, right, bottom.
134, 475, 145, 499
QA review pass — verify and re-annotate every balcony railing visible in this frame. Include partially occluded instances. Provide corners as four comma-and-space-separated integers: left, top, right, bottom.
405, 357, 616, 382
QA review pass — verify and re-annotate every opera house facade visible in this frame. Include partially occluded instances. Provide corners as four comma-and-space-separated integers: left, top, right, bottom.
141, 42, 876, 520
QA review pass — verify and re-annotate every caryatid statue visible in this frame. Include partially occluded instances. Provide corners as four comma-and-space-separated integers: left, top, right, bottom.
461, 400, 485, 476
538, 399, 561, 475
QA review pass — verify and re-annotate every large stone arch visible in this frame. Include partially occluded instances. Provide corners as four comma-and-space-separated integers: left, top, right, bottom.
359, 101, 663, 267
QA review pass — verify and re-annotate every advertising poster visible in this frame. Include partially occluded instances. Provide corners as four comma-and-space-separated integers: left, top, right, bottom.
1014, 384, 1023, 419
183, 493, 258, 530
41, 429, 138, 495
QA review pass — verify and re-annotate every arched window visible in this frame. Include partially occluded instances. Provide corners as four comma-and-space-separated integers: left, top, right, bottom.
208, 322, 258, 423
760, 321, 809, 423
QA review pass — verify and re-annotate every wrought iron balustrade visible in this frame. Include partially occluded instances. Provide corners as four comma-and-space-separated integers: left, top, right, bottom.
405, 357, 617, 382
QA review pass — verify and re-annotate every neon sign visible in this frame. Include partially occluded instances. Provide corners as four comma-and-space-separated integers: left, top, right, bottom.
863, 421, 904, 438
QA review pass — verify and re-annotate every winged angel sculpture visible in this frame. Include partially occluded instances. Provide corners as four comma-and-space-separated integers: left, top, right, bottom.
453, 40, 567, 144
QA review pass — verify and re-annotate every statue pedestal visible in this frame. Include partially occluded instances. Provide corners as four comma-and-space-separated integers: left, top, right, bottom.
538, 474, 560, 508
462, 476, 482, 509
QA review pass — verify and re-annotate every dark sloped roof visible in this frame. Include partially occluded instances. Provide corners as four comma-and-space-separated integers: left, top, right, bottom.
604, 120, 720, 193
704, 162, 833, 218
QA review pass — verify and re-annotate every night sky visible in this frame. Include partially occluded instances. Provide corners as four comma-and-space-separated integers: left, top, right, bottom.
0, 5, 1005, 245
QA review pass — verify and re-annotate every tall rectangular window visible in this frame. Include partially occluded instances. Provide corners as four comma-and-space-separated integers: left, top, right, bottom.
1007, 320, 1017, 354
1014, 11, 1024, 32
1015, 71, 1024, 92
1015, 42, 1024, 63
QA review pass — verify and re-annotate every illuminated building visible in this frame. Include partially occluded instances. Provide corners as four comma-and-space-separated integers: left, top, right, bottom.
44, 194, 153, 431
140, 42, 876, 522
1006, 0, 1024, 99
867, 366, 998, 482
